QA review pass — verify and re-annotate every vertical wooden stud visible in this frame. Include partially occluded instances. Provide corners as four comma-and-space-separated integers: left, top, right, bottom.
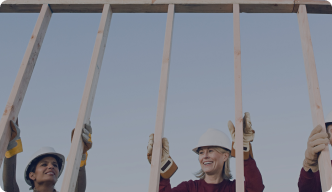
233, 4, 245, 192
148, 4, 174, 192
0, 4, 52, 168
297, 4, 332, 192
60, 4, 112, 192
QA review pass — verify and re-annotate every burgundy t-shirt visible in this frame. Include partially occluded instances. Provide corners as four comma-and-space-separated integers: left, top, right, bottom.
159, 157, 264, 192
297, 161, 332, 192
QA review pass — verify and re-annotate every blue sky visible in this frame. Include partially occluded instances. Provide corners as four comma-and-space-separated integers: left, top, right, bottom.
0, 10, 332, 191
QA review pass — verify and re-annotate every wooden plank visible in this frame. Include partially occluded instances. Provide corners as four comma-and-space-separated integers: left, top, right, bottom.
1, 0, 331, 14
233, 4, 244, 192
60, 4, 112, 192
297, 5, 332, 192
0, 4, 52, 169
148, 4, 174, 192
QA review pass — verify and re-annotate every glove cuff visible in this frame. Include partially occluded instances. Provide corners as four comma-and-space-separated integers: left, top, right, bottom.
231, 142, 254, 160
303, 158, 319, 172
5, 139, 23, 158
160, 156, 178, 179
80, 152, 88, 167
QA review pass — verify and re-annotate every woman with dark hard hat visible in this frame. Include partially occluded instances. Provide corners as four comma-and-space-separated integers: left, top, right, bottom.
147, 112, 264, 192
298, 111, 332, 192
2, 119, 93, 192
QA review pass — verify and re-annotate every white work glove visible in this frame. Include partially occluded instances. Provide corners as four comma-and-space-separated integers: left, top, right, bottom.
5, 119, 23, 158
228, 112, 255, 160
71, 122, 92, 167
303, 125, 329, 172
147, 133, 178, 179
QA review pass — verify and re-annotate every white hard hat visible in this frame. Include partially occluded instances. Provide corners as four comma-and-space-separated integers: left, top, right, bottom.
24, 147, 65, 188
326, 111, 332, 125
193, 128, 231, 154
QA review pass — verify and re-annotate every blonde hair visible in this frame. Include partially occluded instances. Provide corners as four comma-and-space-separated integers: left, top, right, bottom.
194, 147, 232, 180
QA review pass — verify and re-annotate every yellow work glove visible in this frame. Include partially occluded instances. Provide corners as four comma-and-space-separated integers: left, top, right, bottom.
303, 125, 329, 172
5, 119, 23, 158
228, 112, 255, 160
147, 133, 178, 179
71, 122, 92, 167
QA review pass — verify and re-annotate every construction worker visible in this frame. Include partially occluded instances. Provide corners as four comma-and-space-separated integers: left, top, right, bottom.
147, 112, 265, 192
2, 119, 92, 192
298, 111, 332, 192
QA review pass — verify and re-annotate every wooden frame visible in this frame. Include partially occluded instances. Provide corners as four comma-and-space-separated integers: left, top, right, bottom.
297, 5, 332, 191
233, 4, 244, 192
1, 0, 332, 13
1, 1, 332, 192
60, 4, 112, 192
148, 4, 174, 192
0, 3, 52, 169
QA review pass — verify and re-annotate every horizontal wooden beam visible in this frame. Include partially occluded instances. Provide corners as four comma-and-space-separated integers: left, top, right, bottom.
0, 0, 331, 13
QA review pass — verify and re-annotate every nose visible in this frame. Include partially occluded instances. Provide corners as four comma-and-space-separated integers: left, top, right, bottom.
47, 163, 55, 169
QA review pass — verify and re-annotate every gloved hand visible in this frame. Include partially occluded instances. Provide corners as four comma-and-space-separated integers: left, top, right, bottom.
147, 133, 178, 179
5, 119, 23, 158
71, 122, 92, 167
303, 124, 329, 172
228, 112, 255, 160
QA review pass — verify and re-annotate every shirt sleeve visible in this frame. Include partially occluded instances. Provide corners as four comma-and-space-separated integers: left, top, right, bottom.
298, 167, 321, 192
243, 157, 265, 192
159, 177, 193, 192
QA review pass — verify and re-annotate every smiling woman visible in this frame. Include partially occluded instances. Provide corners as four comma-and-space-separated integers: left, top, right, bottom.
147, 112, 265, 192
2, 120, 93, 192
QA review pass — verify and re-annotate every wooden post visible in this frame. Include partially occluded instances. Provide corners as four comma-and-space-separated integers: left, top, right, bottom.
60, 4, 112, 192
233, 4, 244, 192
297, 4, 332, 192
0, 4, 52, 168
148, 4, 174, 192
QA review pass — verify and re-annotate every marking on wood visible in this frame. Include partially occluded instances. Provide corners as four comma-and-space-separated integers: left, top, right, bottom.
60, 4, 112, 192
297, 4, 332, 192
0, 3, 52, 168
148, 4, 174, 192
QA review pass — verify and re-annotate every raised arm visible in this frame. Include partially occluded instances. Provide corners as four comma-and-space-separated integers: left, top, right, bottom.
298, 125, 329, 192
228, 112, 264, 192
3, 155, 19, 192
3, 120, 23, 192
72, 122, 92, 192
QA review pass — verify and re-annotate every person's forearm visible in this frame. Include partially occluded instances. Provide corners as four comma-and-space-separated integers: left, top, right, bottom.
3, 155, 19, 192
244, 157, 264, 192
75, 166, 86, 192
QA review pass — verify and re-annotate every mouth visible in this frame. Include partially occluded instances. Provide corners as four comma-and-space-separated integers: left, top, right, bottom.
45, 171, 55, 176
203, 161, 213, 165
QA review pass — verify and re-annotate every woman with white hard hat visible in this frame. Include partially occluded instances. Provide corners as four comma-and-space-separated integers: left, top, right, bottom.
2, 119, 93, 192
147, 112, 264, 192
298, 111, 332, 192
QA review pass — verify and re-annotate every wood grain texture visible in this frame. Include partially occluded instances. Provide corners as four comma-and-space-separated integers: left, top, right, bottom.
1, 0, 332, 13
233, 4, 244, 192
0, 4, 52, 169
148, 4, 174, 192
60, 4, 112, 192
297, 5, 332, 192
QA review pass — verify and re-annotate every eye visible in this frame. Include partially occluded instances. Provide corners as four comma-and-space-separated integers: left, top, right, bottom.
199, 151, 203, 154
209, 149, 213, 153
53, 164, 58, 168
41, 163, 47, 166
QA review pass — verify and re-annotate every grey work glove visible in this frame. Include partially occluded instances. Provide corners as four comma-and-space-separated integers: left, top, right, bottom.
303, 125, 329, 172
6, 119, 23, 158
71, 122, 92, 167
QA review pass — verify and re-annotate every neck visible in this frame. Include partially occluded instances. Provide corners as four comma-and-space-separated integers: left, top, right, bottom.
204, 173, 223, 184
33, 183, 55, 192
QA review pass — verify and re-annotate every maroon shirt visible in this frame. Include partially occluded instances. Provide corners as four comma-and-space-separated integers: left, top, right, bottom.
297, 161, 332, 192
159, 157, 264, 192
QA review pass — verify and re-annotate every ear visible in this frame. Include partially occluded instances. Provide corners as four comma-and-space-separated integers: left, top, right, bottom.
29, 172, 36, 181
223, 152, 229, 161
